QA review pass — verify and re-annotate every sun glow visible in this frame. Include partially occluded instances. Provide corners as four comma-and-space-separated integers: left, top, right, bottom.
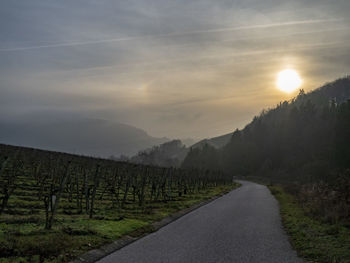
277, 69, 302, 93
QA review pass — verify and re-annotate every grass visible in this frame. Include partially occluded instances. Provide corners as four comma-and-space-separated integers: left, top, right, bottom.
0, 183, 239, 263
269, 185, 350, 263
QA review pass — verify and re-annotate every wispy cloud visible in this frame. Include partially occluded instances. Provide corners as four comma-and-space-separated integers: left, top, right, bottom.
0, 19, 341, 52
39, 40, 345, 77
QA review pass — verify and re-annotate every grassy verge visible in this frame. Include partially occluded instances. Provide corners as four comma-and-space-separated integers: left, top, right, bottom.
269, 185, 350, 263
0, 183, 239, 263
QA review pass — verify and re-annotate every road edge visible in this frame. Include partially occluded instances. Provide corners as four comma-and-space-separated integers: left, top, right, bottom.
69, 186, 240, 263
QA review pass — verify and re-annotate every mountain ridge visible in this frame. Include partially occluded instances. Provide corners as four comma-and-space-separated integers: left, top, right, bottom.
0, 115, 169, 158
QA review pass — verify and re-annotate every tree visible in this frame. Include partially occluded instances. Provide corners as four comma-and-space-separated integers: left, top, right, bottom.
335, 100, 350, 168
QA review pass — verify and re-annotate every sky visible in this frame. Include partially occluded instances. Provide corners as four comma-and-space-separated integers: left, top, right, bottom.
1, 0, 350, 140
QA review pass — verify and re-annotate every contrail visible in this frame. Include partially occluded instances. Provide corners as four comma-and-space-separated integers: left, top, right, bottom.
0, 18, 341, 52
165, 18, 342, 35
0, 36, 141, 52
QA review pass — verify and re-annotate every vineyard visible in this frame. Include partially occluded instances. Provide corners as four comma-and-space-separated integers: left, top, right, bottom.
0, 144, 237, 262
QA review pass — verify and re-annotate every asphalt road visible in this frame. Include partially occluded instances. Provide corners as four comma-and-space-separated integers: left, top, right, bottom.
98, 181, 303, 263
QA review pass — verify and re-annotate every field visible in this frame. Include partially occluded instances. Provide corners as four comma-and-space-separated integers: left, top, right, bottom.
0, 144, 238, 262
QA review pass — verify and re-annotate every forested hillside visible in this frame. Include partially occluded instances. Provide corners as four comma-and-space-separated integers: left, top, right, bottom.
183, 77, 350, 182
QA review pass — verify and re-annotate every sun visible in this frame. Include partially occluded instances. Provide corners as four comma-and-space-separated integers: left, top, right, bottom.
277, 69, 302, 93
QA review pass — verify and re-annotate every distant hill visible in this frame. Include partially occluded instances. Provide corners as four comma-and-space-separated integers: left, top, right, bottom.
129, 140, 188, 167
0, 115, 169, 158
190, 132, 233, 149
181, 138, 198, 147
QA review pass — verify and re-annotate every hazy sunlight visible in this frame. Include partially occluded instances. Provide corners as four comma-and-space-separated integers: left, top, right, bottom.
277, 69, 302, 93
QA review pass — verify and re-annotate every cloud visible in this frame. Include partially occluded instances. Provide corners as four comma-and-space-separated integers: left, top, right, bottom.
0, 18, 341, 52
1, 0, 350, 141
